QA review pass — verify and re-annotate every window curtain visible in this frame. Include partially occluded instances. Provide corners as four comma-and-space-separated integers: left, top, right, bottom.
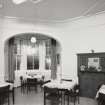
4, 41, 9, 81
6, 38, 15, 82
51, 39, 57, 80
39, 41, 46, 71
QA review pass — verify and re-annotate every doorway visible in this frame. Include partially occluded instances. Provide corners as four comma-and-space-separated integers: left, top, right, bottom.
4, 33, 61, 84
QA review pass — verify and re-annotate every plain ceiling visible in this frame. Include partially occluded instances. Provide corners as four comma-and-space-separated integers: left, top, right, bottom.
0, 0, 105, 21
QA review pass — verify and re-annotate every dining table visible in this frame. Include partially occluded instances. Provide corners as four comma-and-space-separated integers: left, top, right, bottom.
25, 74, 45, 92
26, 74, 43, 80
43, 79, 77, 105
21, 74, 44, 86
96, 84, 105, 105
43, 79, 77, 90
0, 81, 13, 89
0, 81, 14, 104
96, 84, 105, 98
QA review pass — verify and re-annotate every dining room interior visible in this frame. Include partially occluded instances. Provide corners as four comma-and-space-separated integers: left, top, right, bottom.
1, 0, 105, 105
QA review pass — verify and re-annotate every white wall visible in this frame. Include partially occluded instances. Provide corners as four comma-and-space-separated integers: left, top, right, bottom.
0, 17, 4, 81
1, 12, 105, 81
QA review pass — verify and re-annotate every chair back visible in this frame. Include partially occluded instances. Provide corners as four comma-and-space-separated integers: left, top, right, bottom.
0, 85, 10, 99
73, 84, 80, 93
20, 76, 23, 81
27, 78, 38, 86
44, 86, 58, 94
0, 85, 10, 93
27, 78, 37, 83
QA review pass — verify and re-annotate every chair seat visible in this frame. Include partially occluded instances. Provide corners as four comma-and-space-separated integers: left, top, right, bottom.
26, 78, 38, 93
66, 91, 79, 96
46, 93, 60, 100
64, 84, 80, 105
44, 86, 61, 105
0, 85, 10, 105
97, 93, 105, 105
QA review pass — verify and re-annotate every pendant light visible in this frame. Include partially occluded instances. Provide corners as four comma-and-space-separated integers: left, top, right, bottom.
31, 37, 36, 43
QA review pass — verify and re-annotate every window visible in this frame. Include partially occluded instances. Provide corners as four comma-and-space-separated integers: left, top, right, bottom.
27, 44, 39, 70
17, 55, 21, 70
27, 55, 33, 69
45, 56, 51, 70
27, 55, 39, 70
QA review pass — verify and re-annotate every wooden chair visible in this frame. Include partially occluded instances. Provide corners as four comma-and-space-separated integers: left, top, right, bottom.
37, 76, 45, 90
98, 93, 105, 105
20, 76, 27, 93
96, 84, 105, 105
0, 85, 10, 105
64, 84, 80, 105
44, 86, 60, 105
27, 78, 38, 93
6, 81, 15, 105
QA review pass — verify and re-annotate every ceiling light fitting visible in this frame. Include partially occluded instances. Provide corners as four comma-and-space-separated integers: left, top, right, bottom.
12, 0, 42, 4
31, 37, 36, 43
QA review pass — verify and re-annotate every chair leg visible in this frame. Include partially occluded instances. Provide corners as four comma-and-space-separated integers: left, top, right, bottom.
21, 86, 22, 93
68, 95, 69, 105
61, 92, 63, 105
44, 92, 46, 105
77, 96, 79, 104
12, 88, 15, 105
35, 85, 37, 92
74, 97, 76, 105
64, 94, 65, 105
8, 91, 10, 105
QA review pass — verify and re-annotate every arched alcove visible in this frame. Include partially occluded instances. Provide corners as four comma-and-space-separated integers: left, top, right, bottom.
4, 33, 62, 86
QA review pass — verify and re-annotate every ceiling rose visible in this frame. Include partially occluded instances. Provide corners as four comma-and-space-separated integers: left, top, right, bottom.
12, 0, 42, 4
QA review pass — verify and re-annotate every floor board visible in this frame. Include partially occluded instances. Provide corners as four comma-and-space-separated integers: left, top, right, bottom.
6, 87, 98, 105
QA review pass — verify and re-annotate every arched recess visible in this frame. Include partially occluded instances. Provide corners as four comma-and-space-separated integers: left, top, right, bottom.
4, 33, 62, 85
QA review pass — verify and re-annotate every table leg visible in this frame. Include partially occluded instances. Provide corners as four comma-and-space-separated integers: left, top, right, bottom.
68, 95, 69, 105
44, 91, 46, 105
12, 88, 15, 105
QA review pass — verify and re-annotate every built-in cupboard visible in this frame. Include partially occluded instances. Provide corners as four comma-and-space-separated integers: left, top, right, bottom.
77, 52, 105, 98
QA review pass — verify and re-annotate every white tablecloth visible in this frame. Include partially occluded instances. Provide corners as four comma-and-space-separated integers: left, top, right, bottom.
26, 74, 43, 79
96, 84, 105, 98
0, 82, 13, 90
43, 80, 77, 90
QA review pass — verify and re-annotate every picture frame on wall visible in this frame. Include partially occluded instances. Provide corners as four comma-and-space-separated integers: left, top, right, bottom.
88, 57, 100, 71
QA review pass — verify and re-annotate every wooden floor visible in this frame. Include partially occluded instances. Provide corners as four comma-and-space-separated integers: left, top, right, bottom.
7, 86, 98, 105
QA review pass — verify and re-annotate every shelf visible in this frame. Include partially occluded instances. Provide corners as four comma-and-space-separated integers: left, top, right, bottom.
77, 52, 105, 98
80, 70, 105, 73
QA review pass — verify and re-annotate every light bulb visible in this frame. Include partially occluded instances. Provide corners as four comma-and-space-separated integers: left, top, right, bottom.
31, 37, 36, 43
